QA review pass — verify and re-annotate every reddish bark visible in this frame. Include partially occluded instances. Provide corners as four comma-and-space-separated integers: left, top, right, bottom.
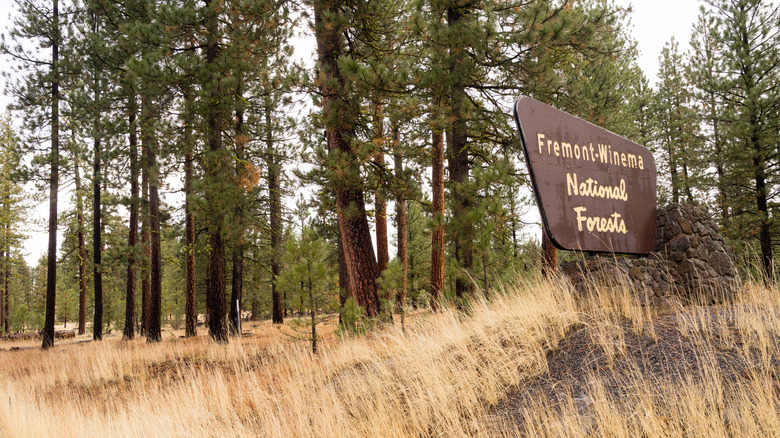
315, 0, 380, 317
229, 82, 246, 336
393, 123, 407, 329
541, 231, 557, 278
204, 0, 228, 342
123, 96, 139, 340
74, 153, 87, 336
267, 102, 284, 325
42, 0, 59, 350
337, 223, 349, 324
144, 93, 163, 343
447, 4, 474, 300
0, 246, 4, 334
184, 93, 197, 338
91, 13, 103, 341
3, 250, 8, 334
430, 130, 445, 311
374, 104, 389, 277
140, 142, 150, 336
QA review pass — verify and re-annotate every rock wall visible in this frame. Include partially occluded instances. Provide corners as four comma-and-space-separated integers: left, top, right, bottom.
560, 203, 737, 303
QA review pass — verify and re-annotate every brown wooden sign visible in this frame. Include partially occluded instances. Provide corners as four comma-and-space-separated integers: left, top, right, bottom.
513, 97, 657, 254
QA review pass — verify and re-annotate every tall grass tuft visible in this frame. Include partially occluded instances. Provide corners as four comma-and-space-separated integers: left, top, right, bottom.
1, 273, 779, 437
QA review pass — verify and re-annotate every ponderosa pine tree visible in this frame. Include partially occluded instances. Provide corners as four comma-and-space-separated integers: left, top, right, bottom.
430, 126, 445, 308
373, 103, 389, 281
698, 0, 780, 279
225, 0, 294, 334
202, 0, 230, 342
83, 8, 106, 341
72, 142, 88, 335
414, 0, 627, 295
313, 0, 381, 317
2, 0, 64, 349
228, 73, 246, 336
264, 85, 288, 325
655, 38, 700, 205
183, 87, 197, 338
689, 9, 729, 222
391, 121, 408, 327
278, 226, 338, 353
44, 0, 60, 349
123, 92, 139, 340
0, 116, 26, 336
121, 1, 166, 343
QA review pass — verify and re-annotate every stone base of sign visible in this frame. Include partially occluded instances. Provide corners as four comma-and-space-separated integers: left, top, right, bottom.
560, 203, 737, 304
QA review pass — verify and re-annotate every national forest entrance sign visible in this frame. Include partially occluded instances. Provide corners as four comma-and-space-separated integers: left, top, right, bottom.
513, 97, 657, 255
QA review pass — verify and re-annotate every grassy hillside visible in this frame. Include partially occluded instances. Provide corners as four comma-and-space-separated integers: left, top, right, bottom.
1, 275, 779, 437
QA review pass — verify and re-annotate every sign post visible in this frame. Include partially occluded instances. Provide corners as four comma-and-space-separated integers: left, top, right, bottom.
513, 97, 657, 255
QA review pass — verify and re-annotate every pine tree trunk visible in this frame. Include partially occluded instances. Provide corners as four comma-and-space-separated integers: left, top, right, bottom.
3, 239, 8, 334
92, 75, 103, 341
73, 151, 87, 335
509, 186, 519, 259
140, 144, 150, 336
710, 94, 727, 222
666, 136, 679, 203
314, 0, 380, 317
229, 83, 246, 336
675, 93, 694, 204
204, 0, 228, 343
393, 123, 407, 330
267, 103, 284, 325
92, 141, 103, 340
448, 125, 473, 299
143, 93, 162, 343
751, 119, 772, 281
337, 222, 348, 324
309, 275, 317, 354
123, 95, 139, 340
430, 130, 445, 311
733, 9, 773, 281
374, 103, 389, 277
682, 162, 693, 203
0, 246, 4, 334
541, 231, 557, 278
375, 167, 389, 275
447, 4, 474, 301
42, 0, 59, 350
230, 249, 243, 335
184, 91, 197, 338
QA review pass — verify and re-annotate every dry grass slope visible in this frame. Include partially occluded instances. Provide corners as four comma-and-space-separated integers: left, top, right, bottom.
1, 275, 779, 437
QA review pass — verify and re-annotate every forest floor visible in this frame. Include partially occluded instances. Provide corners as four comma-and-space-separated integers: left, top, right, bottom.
0, 312, 346, 351
1, 277, 779, 437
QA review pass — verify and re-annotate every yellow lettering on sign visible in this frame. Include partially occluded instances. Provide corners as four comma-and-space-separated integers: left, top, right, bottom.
573, 206, 628, 234
562, 142, 572, 158
566, 173, 628, 201
533, 132, 648, 171
598, 143, 609, 164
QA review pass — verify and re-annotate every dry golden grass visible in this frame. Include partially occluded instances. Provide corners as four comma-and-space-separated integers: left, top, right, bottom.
1, 275, 779, 437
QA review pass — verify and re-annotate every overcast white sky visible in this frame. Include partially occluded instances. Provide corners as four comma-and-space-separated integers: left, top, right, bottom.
614, 0, 704, 86
0, 0, 719, 265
